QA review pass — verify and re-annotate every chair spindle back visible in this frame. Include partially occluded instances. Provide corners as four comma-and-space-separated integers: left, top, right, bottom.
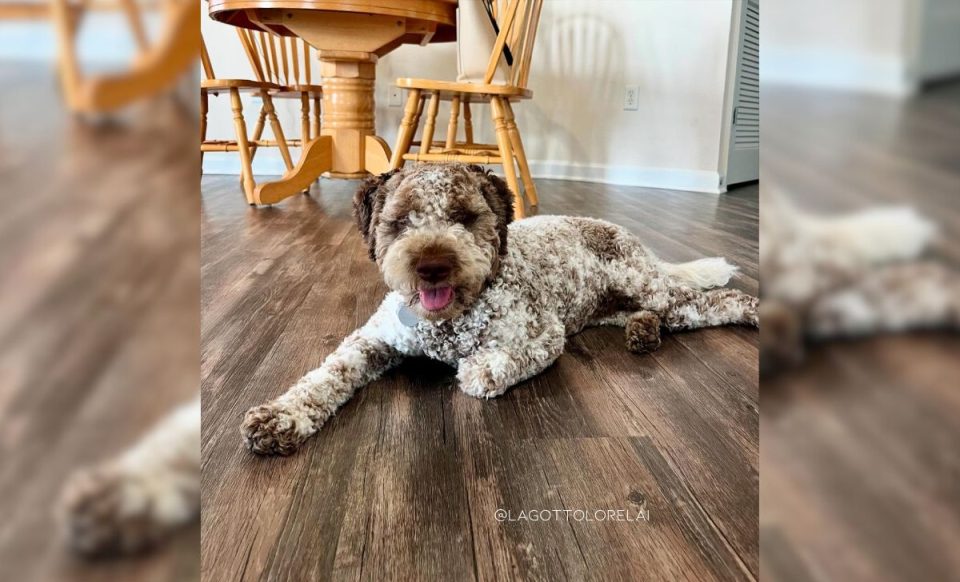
235, 28, 314, 87
484, 0, 543, 88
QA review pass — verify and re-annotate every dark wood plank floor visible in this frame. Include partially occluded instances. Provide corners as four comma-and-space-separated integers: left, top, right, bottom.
0, 65, 200, 581
761, 81, 960, 582
201, 173, 759, 580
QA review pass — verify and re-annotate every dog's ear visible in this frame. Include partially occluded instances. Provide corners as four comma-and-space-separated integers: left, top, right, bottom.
467, 165, 514, 256
353, 169, 399, 260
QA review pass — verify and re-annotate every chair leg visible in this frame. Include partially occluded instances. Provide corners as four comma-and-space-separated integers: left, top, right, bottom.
390, 88, 421, 169
412, 95, 426, 144
200, 90, 208, 174
311, 95, 322, 185
311, 95, 321, 140
462, 100, 473, 145
446, 95, 460, 150
300, 92, 310, 145
420, 93, 440, 155
229, 88, 256, 204
503, 100, 538, 207
490, 96, 525, 219
261, 90, 294, 172
248, 107, 267, 164
51, 0, 83, 112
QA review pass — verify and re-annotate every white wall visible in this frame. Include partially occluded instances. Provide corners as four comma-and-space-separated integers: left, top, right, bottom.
761, 0, 960, 95
202, 0, 736, 193
0, 13, 155, 63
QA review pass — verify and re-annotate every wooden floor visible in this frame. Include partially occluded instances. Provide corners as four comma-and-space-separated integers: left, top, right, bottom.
0, 65, 200, 580
201, 173, 760, 580
762, 81, 960, 581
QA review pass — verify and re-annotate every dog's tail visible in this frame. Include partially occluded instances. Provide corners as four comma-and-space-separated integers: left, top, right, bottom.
795, 206, 935, 265
661, 257, 738, 289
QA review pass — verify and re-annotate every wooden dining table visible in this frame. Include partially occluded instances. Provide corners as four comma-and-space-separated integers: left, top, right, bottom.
208, 0, 457, 204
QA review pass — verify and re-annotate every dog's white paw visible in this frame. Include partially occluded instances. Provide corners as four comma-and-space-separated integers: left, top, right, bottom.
457, 352, 512, 399
241, 401, 314, 456
60, 463, 192, 556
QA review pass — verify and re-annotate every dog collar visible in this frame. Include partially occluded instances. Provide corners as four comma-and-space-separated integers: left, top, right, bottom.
397, 304, 419, 328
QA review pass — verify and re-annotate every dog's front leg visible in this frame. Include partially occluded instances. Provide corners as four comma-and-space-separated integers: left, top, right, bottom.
242, 309, 409, 455
457, 320, 566, 399
60, 396, 200, 556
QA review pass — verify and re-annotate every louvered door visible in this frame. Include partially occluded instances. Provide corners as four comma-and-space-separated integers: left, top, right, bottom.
914, 0, 960, 81
725, 0, 759, 185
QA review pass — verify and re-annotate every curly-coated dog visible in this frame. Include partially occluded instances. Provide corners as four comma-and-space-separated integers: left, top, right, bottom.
242, 164, 758, 455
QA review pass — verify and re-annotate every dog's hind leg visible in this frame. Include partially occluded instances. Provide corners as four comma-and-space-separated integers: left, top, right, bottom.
625, 310, 662, 354
623, 288, 758, 353
661, 288, 759, 331
806, 261, 959, 338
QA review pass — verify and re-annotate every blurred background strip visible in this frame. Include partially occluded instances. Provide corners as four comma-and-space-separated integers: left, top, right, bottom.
762, 1, 960, 580
0, 0, 199, 580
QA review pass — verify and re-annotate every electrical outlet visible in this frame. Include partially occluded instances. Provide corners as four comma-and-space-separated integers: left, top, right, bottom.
623, 85, 639, 111
388, 87, 403, 107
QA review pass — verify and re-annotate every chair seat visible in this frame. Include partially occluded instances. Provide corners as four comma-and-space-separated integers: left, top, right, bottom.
201, 79, 283, 92
396, 78, 532, 100
271, 84, 324, 98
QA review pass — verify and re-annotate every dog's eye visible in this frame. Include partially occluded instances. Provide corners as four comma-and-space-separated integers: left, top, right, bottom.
383, 216, 408, 232
452, 209, 479, 226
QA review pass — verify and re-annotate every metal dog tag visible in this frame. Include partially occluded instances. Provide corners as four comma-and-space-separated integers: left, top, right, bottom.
397, 304, 419, 328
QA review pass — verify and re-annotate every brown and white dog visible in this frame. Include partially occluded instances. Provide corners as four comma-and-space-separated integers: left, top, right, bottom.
760, 188, 957, 374
59, 396, 200, 556
242, 163, 759, 455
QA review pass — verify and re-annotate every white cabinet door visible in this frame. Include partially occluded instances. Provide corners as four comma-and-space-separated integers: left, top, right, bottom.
914, 0, 960, 81
725, 0, 759, 186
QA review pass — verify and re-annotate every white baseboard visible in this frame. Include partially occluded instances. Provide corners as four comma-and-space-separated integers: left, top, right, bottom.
0, 16, 142, 63
524, 161, 724, 194
203, 151, 301, 178
203, 152, 725, 194
761, 47, 917, 96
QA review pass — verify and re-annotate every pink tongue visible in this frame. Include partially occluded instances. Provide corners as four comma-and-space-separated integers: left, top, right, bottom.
419, 286, 454, 311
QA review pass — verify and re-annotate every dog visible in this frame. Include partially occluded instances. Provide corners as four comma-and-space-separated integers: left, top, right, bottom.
760, 188, 957, 374
58, 396, 200, 555
242, 164, 759, 456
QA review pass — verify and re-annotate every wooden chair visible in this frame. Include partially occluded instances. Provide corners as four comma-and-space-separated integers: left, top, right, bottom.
1, 0, 198, 114
200, 31, 297, 205
390, 0, 543, 219
235, 29, 324, 149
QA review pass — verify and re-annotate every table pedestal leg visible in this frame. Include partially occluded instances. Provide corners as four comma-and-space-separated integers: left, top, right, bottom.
238, 8, 447, 203
319, 58, 392, 178
364, 135, 392, 175
248, 57, 393, 204
254, 136, 332, 205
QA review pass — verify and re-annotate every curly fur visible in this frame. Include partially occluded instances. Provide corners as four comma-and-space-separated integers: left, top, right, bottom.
243, 164, 758, 455
760, 188, 958, 375
60, 397, 200, 555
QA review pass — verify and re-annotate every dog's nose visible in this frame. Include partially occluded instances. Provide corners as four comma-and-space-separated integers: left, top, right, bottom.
416, 257, 453, 282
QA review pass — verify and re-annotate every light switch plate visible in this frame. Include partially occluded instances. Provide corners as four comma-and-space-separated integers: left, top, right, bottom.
624, 85, 639, 111
389, 87, 403, 107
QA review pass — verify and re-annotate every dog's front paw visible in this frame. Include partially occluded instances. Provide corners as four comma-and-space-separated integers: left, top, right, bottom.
458, 353, 512, 399
241, 402, 313, 456
60, 465, 177, 556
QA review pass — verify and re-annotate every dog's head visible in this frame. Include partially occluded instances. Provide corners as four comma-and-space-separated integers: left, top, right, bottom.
353, 163, 514, 321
